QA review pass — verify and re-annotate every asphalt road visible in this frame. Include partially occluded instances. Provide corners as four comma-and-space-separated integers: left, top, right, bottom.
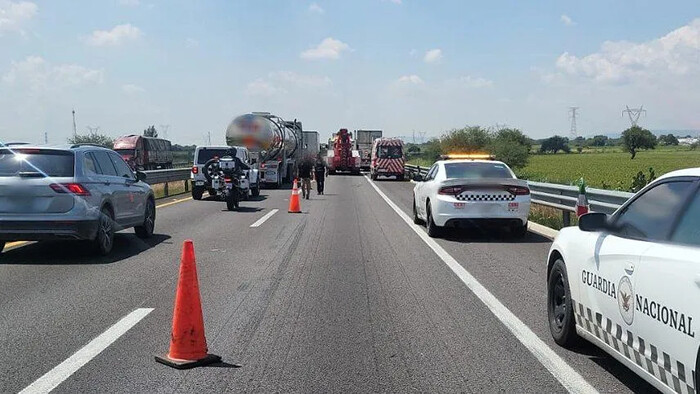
0, 175, 658, 393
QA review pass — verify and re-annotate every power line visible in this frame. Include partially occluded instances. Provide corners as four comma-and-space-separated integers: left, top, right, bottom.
622, 105, 647, 127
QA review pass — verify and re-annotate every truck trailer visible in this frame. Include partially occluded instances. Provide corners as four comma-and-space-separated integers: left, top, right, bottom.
354, 130, 383, 170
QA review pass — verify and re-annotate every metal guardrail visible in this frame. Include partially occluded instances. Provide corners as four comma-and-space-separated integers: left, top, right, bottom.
142, 168, 191, 198
405, 164, 635, 226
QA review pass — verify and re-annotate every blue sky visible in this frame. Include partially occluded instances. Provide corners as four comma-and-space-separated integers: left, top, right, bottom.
1, 0, 699, 145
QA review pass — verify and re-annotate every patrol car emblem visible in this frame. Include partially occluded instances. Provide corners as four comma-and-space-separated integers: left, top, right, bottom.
617, 276, 634, 325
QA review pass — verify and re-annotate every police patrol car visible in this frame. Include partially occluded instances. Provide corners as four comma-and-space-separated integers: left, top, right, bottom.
412, 155, 531, 237
546, 168, 700, 394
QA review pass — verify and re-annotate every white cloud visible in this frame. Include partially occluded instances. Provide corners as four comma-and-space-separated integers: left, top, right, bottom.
552, 18, 700, 84
118, 0, 140, 6
246, 71, 333, 97
300, 37, 351, 60
423, 48, 443, 64
383, 0, 402, 4
560, 14, 575, 26
85, 23, 142, 47
2, 56, 103, 91
397, 75, 424, 85
0, 1, 37, 35
185, 37, 199, 48
308, 2, 324, 14
455, 75, 493, 88
122, 84, 145, 94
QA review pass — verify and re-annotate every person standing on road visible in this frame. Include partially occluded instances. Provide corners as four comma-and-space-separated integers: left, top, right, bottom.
297, 157, 313, 199
313, 156, 327, 195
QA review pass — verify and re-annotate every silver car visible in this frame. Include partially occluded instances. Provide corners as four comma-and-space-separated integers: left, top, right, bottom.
0, 144, 156, 255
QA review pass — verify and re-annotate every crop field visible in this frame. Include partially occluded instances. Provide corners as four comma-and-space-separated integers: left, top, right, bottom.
517, 148, 700, 189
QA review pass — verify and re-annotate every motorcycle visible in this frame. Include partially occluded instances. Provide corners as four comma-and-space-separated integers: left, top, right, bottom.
202, 156, 249, 211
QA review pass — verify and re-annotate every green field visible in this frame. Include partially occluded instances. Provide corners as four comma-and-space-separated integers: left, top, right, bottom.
517, 148, 700, 190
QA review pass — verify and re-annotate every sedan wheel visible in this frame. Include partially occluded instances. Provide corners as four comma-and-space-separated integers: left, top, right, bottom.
547, 259, 580, 347
426, 202, 441, 238
412, 197, 423, 224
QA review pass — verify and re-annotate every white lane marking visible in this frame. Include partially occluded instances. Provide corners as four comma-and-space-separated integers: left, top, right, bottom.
363, 175, 597, 394
250, 209, 279, 228
19, 308, 154, 394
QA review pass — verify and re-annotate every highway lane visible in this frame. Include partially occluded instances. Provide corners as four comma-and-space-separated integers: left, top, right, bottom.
0, 175, 655, 392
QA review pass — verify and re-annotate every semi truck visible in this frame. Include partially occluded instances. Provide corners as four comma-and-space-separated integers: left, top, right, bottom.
226, 112, 302, 188
327, 128, 361, 175
354, 130, 383, 170
113, 135, 173, 170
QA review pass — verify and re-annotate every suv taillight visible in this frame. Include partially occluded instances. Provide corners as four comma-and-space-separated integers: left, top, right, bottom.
507, 186, 530, 195
50, 183, 91, 196
191, 166, 198, 174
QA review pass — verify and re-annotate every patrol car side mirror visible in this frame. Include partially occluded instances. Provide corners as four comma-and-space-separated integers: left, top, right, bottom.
578, 212, 609, 232
135, 171, 147, 182
413, 174, 423, 182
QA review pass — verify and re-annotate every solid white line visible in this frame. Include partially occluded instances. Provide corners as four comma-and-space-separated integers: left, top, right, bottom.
250, 209, 279, 228
19, 308, 154, 394
363, 175, 597, 394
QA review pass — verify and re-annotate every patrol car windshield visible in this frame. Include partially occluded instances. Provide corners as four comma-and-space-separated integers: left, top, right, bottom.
378, 146, 402, 159
444, 162, 513, 179
0, 149, 74, 177
197, 149, 232, 164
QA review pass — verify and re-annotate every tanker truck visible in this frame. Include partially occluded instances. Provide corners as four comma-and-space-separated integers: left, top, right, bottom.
226, 112, 302, 188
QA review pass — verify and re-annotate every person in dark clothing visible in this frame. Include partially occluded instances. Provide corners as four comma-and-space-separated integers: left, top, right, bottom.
297, 159, 313, 199
313, 157, 327, 195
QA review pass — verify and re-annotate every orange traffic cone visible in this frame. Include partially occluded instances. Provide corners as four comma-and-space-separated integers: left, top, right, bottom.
288, 178, 302, 213
155, 240, 221, 369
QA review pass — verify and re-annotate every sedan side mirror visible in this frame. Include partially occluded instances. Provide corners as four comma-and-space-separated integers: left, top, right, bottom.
413, 174, 423, 182
135, 171, 147, 182
578, 212, 609, 232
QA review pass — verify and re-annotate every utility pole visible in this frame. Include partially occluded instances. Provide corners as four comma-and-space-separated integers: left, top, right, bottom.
72, 109, 77, 136
568, 107, 579, 139
44, 131, 48, 144
207, 131, 211, 145
160, 124, 170, 139
622, 105, 646, 127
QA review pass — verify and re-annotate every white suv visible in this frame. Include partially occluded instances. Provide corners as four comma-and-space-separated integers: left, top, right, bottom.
190, 145, 259, 200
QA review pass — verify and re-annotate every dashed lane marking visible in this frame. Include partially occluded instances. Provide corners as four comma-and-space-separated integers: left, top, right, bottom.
19, 308, 154, 394
250, 209, 279, 228
364, 175, 598, 394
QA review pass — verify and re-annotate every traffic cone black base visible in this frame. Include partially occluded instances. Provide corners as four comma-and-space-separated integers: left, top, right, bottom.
155, 353, 221, 370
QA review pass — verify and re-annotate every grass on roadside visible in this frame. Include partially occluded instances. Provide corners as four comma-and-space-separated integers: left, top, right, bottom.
528, 204, 578, 231
151, 181, 188, 199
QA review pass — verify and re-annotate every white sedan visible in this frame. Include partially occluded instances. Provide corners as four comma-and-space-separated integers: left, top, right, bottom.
412, 157, 531, 237
546, 168, 700, 394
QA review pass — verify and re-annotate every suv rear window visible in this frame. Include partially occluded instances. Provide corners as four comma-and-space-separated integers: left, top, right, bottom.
444, 162, 513, 179
377, 146, 402, 159
0, 149, 74, 177
196, 148, 231, 164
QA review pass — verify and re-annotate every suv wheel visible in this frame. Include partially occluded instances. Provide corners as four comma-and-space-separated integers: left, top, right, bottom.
192, 187, 204, 200
135, 199, 155, 238
547, 259, 580, 348
94, 207, 115, 256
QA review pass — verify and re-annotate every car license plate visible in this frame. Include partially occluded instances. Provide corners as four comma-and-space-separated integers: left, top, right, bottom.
508, 202, 519, 211
195, 181, 204, 186
454, 202, 465, 209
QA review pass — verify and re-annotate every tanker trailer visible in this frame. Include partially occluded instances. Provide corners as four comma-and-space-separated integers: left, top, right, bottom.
226, 112, 302, 188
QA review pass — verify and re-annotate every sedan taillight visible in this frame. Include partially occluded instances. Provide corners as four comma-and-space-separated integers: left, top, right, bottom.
507, 186, 530, 195
438, 186, 463, 195
191, 166, 198, 174
50, 183, 91, 196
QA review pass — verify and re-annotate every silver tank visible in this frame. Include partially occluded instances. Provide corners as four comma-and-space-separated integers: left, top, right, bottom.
226, 113, 300, 161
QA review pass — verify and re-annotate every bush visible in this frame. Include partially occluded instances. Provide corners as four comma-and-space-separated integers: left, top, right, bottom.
67, 133, 114, 149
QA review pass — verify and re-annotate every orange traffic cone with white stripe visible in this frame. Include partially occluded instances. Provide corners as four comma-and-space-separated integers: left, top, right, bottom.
288, 178, 302, 213
576, 178, 589, 217
155, 240, 221, 369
